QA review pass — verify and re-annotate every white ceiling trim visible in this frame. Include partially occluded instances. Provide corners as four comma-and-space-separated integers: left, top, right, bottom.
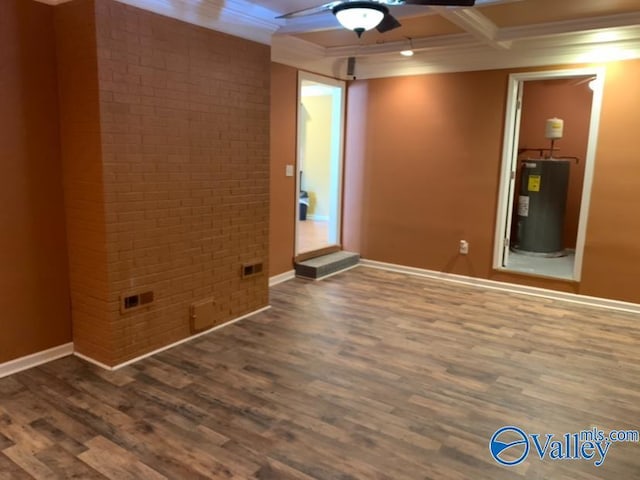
431, 6, 510, 50
325, 33, 477, 58
274, 9, 640, 79
344, 37, 640, 79
31, 0, 640, 80
497, 11, 640, 42
274, 32, 640, 80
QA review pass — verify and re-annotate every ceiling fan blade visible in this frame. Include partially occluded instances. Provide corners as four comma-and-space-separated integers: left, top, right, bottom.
276, 1, 342, 19
402, 0, 476, 6
376, 13, 402, 33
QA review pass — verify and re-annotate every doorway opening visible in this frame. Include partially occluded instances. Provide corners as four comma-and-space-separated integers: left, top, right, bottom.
493, 68, 605, 281
295, 72, 346, 258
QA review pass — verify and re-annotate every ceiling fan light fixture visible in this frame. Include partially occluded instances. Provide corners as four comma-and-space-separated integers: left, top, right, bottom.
333, 2, 387, 37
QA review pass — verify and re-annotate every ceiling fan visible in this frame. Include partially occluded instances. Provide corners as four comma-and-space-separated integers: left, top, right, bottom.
277, 0, 477, 37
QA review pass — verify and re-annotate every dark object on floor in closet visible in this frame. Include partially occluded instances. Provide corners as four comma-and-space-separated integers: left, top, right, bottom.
299, 191, 309, 221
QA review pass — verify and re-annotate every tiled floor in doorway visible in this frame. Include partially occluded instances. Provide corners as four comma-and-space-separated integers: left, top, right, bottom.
297, 219, 329, 254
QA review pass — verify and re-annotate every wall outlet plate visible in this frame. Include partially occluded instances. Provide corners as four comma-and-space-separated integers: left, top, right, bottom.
285, 164, 294, 177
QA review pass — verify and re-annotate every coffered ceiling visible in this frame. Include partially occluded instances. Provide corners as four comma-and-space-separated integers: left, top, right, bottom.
38, 0, 640, 79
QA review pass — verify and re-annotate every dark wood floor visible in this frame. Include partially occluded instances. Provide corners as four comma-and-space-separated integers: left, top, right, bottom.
1, 266, 639, 479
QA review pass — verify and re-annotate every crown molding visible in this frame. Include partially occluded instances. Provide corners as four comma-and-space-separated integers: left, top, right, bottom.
29, 0, 640, 80
497, 11, 640, 42
325, 32, 476, 58
346, 36, 640, 80
276, 9, 640, 80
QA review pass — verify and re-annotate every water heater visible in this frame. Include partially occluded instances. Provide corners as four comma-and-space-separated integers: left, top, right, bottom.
513, 159, 570, 256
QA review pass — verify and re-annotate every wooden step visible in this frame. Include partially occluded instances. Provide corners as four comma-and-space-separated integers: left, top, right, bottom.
295, 251, 360, 280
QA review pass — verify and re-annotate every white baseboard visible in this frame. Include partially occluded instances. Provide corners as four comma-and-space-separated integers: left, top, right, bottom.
0, 342, 74, 379
74, 305, 271, 371
360, 259, 640, 314
269, 270, 295, 286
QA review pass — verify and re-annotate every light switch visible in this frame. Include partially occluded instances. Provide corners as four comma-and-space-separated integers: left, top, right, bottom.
285, 164, 294, 177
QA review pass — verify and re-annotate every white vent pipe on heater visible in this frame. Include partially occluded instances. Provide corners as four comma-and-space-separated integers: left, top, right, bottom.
545, 118, 564, 158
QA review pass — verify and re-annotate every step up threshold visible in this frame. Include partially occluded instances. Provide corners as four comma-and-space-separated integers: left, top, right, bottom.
295, 251, 360, 280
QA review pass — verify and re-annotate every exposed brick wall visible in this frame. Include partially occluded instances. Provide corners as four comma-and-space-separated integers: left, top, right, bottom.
57, 0, 270, 365
55, 0, 113, 364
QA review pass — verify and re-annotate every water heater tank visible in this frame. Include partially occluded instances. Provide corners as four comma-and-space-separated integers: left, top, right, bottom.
513, 159, 570, 256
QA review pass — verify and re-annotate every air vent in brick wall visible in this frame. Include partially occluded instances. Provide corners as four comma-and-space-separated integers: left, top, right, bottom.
242, 262, 264, 279
120, 291, 154, 314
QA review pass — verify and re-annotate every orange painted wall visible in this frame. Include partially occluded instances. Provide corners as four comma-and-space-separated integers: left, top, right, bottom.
0, 0, 71, 363
344, 60, 640, 304
344, 70, 507, 278
518, 78, 593, 248
580, 60, 640, 303
269, 63, 297, 277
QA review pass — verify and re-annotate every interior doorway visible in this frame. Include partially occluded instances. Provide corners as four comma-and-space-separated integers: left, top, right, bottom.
493, 68, 605, 281
295, 72, 345, 257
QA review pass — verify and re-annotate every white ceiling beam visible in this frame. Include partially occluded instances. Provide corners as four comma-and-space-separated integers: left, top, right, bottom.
431, 6, 511, 50
323, 10, 640, 60
497, 11, 640, 42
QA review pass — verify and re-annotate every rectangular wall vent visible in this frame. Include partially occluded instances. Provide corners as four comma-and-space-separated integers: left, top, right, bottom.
120, 290, 154, 314
242, 262, 263, 279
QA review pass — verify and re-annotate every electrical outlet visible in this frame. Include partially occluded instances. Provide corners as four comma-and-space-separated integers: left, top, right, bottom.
459, 240, 469, 255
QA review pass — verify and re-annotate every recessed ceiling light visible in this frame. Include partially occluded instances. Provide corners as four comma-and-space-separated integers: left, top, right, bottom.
400, 37, 414, 57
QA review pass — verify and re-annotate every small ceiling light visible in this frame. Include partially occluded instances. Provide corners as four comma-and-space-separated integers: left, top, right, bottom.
333, 2, 386, 38
400, 37, 414, 56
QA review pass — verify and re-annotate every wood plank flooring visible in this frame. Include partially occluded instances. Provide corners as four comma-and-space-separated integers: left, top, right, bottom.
1, 266, 639, 479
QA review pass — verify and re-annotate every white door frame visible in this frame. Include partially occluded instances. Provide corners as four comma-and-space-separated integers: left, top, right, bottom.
295, 71, 346, 256
492, 67, 606, 281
